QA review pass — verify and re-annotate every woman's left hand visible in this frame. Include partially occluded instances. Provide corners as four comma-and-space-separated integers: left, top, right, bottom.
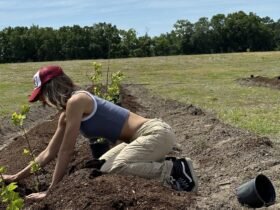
25, 191, 47, 201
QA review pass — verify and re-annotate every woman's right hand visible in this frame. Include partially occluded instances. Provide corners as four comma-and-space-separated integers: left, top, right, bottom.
1, 174, 17, 183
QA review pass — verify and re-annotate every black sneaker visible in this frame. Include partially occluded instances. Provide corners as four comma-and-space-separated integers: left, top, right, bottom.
84, 159, 106, 169
169, 158, 198, 192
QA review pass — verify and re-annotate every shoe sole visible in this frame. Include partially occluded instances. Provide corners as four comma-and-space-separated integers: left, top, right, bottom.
181, 158, 198, 192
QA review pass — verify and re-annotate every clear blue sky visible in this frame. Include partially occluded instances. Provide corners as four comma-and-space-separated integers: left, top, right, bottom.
0, 0, 279, 36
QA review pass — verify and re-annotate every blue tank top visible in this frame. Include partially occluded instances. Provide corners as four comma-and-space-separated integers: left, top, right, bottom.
73, 91, 130, 143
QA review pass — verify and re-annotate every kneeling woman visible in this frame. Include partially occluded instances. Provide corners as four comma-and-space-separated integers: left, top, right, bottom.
3, 65, 198, 201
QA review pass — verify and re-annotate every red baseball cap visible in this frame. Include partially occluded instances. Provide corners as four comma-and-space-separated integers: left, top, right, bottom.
28, 65, 64, 102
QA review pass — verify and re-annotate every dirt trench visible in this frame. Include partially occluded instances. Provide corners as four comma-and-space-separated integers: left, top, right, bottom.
1, 84, 280, 210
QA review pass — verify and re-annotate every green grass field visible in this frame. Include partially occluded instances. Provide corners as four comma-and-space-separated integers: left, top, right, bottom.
1, 51, 280, 140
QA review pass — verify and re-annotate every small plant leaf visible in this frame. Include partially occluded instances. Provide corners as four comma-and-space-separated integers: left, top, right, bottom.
23, 148, 30, 156
11, 112, 26, 127
30, 161, 40, 174
20, 104, 30, 115
0, 166, 6, 173
11, 197, 24, 210
7, 182, 18, 191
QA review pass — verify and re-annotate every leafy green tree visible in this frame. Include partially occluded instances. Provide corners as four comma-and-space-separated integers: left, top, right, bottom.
90, 23, 121, 59
134, 34, 154, 57
153, 34, 171, 56
119, 29, 138, 57
5, 27, 29, 62
172, 19, 194, 54
36, 27, 61, 61
191, 17, 212, 53
0, 31, 8, 62
224, 11, 274, 52
210, 14, 226, 53
267, 19, 280, 50
58, 26, 89, 59
152, 32, 180, 56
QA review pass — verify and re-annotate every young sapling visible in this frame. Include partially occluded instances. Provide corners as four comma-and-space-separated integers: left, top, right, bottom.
11, 105, 41, 191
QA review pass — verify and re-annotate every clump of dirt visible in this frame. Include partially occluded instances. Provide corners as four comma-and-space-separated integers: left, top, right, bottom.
238, 75, 280, 89
1, 84, 280, 209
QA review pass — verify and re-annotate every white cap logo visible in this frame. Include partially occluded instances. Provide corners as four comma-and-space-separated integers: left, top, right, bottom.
33, 71, 41, 88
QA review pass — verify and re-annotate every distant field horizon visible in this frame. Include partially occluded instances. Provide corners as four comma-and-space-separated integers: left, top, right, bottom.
1, 51, 280, 140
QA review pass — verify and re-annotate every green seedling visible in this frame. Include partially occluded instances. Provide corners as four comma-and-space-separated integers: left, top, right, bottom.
11, 105, 41, 192
0, 166, 24, 210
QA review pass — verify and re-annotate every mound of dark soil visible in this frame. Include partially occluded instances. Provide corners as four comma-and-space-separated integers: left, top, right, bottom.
1, 84, 280, 209
238, 75, 280, 89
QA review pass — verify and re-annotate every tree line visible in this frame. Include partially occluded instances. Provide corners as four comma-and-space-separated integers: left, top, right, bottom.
0, 11, 279, 63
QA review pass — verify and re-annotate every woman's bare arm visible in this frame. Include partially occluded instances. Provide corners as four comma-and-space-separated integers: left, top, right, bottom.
48, 95, 85, 190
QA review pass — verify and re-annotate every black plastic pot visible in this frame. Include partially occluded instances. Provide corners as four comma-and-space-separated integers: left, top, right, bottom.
236, 174, 276, 208
89, 138, 110, 159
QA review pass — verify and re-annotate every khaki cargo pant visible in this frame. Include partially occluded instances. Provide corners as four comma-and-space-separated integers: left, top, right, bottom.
99, 118, 175, 185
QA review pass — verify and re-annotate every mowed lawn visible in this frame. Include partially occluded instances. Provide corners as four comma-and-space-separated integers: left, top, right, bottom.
1, 51, 280, 141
